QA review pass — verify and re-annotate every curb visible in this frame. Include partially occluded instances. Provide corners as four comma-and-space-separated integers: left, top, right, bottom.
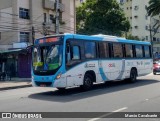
0, 84, 32, 91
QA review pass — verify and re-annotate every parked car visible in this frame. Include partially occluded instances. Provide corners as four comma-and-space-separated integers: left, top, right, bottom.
153, 59, 160, 75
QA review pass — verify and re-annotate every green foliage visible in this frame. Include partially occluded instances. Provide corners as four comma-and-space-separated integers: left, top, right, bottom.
147, 0, 160, 17
126, 34, 140, 41
76, 0, 130, 36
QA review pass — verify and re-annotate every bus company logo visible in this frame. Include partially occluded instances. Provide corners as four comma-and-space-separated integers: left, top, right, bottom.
108, 63, 115, 67
84, 63, 88, 68
2, 113, 11, 118
85, 63, 95, 68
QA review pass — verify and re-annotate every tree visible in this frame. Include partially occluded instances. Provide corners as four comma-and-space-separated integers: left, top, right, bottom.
147, 0, 160, 17
126, 34, 140, 40
76, 0, 130, 36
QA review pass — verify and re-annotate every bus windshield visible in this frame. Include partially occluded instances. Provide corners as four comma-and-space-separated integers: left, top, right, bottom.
33, 44, 63, 75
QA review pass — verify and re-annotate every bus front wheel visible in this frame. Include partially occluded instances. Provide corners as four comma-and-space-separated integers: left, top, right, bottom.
81, 74, 93, 90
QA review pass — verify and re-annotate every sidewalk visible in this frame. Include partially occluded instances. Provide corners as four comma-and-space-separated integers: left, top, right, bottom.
0, 78, 32, 91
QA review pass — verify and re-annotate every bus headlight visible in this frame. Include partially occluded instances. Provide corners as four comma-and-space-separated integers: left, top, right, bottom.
56, 73, 62, 79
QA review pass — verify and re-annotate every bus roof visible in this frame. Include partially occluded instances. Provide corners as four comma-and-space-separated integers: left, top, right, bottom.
35, 33, 151, 45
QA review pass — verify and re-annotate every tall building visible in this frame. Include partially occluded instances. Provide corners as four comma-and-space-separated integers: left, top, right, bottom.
119, 0, 160, 53
0, 0, 76, 78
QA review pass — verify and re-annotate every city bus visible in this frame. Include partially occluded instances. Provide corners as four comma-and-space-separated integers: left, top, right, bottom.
32, 33, 152, 90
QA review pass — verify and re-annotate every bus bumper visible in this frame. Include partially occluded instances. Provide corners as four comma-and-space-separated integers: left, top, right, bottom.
32, 76, 66, 88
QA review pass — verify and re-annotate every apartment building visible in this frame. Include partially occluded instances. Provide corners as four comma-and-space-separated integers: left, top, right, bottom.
0, 0, 76, 78
119, 0, 160, 53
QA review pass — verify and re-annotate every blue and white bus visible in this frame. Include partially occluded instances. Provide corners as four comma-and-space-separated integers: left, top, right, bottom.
32, 33, 152, 90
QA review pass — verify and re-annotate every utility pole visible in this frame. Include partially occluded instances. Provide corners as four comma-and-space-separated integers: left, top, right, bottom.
32, 26, 35, 45
55, 0, 59, 34
149, 24, 154, 59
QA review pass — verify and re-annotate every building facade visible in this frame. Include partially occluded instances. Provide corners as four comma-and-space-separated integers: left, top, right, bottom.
0, 0, 76, 78
118, 0, 160, 53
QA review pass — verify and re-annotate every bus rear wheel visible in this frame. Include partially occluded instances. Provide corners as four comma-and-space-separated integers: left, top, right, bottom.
129, 68, 137, 82
81, 74, 93, 91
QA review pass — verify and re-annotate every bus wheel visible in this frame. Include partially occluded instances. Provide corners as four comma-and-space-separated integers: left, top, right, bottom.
81, 74, 93, 90
129, 68, 137, 82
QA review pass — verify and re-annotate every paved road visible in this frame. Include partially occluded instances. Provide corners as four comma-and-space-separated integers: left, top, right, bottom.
0, 73, 160, 121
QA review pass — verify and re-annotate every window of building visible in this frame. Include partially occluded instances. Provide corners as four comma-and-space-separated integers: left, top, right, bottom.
72, 46, 80, 60
85, 42, 96, 59
134, 15, 138, 18
153, 37, 157, 41
130, 17, 132, 19
130, 7, 132, 9
144, 46, 150, 58
120, 0, 124, 3
146, 36, 148, 40
99, 42, 109, 58
19, 8, 30, 19
0, 32, 1, 40
135, 45, 143, 58
135, 26, 138, 29
113, 43, 123, 58
50, 14, 55, 23
20, 32, 29, 42
134, 6, 139, 10
125, 44, 133, 58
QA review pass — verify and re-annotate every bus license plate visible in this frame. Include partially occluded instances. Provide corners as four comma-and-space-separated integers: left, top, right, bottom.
40, 84, 46, 87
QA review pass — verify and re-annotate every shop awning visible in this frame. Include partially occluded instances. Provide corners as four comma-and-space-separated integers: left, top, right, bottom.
0, 49, 25, 54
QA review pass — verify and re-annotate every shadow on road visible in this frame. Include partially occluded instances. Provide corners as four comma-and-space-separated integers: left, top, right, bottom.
28, 79, 159, 102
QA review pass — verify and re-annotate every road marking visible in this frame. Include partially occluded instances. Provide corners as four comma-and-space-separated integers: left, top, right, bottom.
88, 107, 128, 121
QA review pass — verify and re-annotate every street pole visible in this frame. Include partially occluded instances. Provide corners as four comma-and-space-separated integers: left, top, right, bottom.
149, 24, 154, 59
74, 0, 76, 34
55, 0, 59, 34
32, 26, 35, 45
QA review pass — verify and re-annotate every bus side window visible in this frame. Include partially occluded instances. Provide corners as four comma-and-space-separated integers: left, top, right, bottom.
72, 46, 80, 60
125, 44, 133, 58
84, 42, 96, 59
144, 45, 150, 58
135, 45, 143, 58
